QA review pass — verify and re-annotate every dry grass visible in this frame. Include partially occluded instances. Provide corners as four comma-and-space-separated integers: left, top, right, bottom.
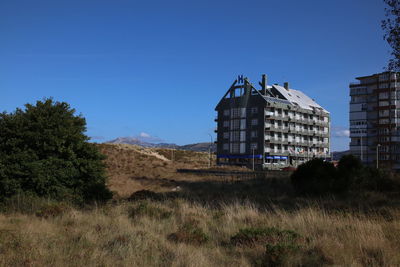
98, 143, 239, 198
1, 199, 400, 266
1, 144, 400, 266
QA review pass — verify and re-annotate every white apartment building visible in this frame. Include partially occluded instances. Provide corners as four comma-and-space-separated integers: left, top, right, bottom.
215, 74, 330, 169
349, 72, 400, 171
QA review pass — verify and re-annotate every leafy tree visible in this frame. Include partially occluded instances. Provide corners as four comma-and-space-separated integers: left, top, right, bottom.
0, 99, 112, 203
382, 0, 400, 71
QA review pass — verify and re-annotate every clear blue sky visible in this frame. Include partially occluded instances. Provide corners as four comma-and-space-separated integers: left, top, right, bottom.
0, 0, 390, 151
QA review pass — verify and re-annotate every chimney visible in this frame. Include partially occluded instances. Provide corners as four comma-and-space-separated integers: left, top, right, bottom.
261, 74, 267, 95
284, 82, 289, 90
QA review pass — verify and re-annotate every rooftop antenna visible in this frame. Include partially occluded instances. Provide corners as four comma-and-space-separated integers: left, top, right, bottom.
261, 74, 267, 95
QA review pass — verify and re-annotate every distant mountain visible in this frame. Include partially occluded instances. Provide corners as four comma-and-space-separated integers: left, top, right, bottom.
332, 150, 351, 161
179, 142, 216, 152
106, 137, 215, 152
107, 137, 178, 148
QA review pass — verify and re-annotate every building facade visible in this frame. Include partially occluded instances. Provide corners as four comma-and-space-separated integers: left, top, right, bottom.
215, 75, 330, 169
349, 72, 400, 171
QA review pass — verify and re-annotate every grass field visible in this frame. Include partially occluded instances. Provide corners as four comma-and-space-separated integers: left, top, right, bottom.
1, 144, 400, 266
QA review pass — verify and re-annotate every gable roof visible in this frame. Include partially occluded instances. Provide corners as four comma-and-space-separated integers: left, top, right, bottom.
215, 76, 328, 114
272, 85, 328, 113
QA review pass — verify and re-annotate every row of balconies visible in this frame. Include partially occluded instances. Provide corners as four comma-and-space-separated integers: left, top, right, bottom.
264, 138, 329, 148
265, 113, 329, 126
265, 125, 329, 137
265, 147, 329, 155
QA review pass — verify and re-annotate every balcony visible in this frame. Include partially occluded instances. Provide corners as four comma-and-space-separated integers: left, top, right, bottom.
265, 111, 274, 117
350, 86, 368, 95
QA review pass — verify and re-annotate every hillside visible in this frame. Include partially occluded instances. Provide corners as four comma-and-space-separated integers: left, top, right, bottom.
97, 143, 218, 198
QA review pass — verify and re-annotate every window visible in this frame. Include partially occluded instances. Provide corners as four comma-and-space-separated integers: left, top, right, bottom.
223, 109, 230, 116
223, 132, 229, 139
251, 131, 258, 138
250, 107, 258, 114
251, 119, 258, 126
240, 119, 246, 130
230, 131, 240, 141
230, 119, 240, 130
379, 110, 389, 116
223, 143, 229, 150
231, 108, 246, 118
223, 121, 229, 127
230, 143, 239, 153
240, 131, 246, 141
240, 143, 246, 154
379, 118, 389, 124
250, 143, 258, 150
379, 101, 389, 107
379, 92, 389, 99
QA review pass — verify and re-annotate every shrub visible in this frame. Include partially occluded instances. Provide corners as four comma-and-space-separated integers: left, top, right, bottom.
230, 227, 300, 247
291, 159, 341, 195
167, 219, 209, 245
263, 243, 301, 266
0, 99, 112, 203
231, 227, 302, 266
357, 167, 399, 192
336, 154, 364, 192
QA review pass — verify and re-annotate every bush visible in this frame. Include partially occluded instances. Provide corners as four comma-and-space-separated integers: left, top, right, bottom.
291, 155, 400, 196
231, 227, 302, 266
291, 159, 341, 196
357, 167, 399, 192
337, 155, 399, 192
336, 155, 364, 192
230, 227, 300, 247
0, 99, 112, 203
263, 243, 301, 266
167, 219, 209, 245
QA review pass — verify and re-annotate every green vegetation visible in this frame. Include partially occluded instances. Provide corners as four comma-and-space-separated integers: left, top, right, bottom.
290, 158, 342, 195
0, 99, 112, 204
230, 227, 300, 247
291, 155, 400, 196
168, 218, 209, 245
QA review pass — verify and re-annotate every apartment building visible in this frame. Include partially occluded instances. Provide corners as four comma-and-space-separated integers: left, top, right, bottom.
349, 72, 400, 171
215, 75, 330, 169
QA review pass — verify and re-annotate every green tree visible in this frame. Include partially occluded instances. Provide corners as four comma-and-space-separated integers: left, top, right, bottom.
0, 99, 112, 203
382, 0, 400, 70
